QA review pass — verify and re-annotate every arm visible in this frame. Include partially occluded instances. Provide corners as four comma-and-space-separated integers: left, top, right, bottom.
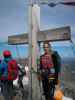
37, 56, 42, 80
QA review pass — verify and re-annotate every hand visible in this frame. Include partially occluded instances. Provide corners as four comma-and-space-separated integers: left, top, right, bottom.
55, 84, 59, 89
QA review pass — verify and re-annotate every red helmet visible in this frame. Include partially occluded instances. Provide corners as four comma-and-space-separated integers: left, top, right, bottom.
3, 50, 11, 57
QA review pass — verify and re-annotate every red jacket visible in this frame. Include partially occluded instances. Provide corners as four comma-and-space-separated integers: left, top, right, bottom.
40, 54, 54, 69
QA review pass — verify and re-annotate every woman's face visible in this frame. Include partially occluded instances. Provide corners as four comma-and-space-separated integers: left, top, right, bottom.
43, 43, 51, 54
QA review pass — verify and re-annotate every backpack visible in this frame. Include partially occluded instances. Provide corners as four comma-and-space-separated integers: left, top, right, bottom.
52, 51, 61, 84
7, 59, 18, 80
52, 51, 61, 73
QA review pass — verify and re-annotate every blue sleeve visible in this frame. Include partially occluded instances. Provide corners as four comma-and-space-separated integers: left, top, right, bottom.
0, 63, 4, 76
0, 61, 8, 77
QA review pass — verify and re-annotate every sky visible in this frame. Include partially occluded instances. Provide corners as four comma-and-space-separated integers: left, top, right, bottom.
0, 0, 75, 58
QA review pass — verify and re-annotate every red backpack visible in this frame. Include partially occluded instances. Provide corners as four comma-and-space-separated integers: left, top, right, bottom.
7, 59, 18, 80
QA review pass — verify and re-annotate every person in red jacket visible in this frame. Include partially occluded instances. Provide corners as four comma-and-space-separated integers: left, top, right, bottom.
0, 50, 18, 100
39, 42, 55, 100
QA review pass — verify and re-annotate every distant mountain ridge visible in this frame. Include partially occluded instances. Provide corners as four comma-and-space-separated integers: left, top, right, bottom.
61, 57, 75, 65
